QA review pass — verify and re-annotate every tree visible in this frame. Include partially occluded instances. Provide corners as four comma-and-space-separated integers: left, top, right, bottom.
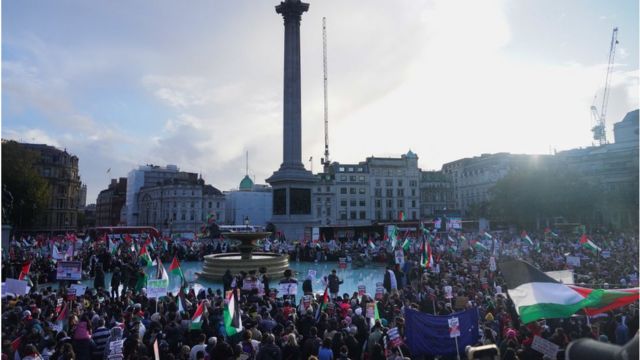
1, 140, 51, 228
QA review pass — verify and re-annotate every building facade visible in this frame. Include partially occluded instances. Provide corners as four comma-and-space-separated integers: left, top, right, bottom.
125, 164, 182, 226
96, 178, 127, 226
311, 151, 421, 226
225, 175, 273, 226
419, 170, 455, 217
20, 143, 83, 232
442, 153, 550, 215
136, 175, 225, 234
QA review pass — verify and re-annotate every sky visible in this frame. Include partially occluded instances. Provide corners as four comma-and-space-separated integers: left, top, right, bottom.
2, 0, 638, 204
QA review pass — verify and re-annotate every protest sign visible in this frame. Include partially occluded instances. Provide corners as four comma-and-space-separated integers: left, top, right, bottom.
70, 284, 87, 297
6, 278, 28, 296
448, 317, 460, 338
601, 250, 611, 258
358, 285, 366, 297
444, 285, 453, 299
56, 261, 82, 280
338, 258, 347, 269
566, 256, 581, 267
366, 302, 376, 318
278, 283, 297, 296
109, 339, 124, 355
146, 279, 169, 299
489, 257, 496, 272
242, 279, 258, 291
388, 327, 403, 347
375, 287, 385, 300
395, 250, 404, 265
532, 335, 559, 359
307, 269, 316, 279
67, 288, 77, 301
303, 295, 311, 309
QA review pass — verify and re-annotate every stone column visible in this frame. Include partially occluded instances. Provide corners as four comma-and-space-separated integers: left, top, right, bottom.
276, 0, 309, 171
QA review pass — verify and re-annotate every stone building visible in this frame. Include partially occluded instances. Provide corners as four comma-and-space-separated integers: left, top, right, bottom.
19, 143, 83, 232
136, 174, 225, 234
312, 151, 421, 226
224, 175, 273, 226
419, 170, 455, 217
95, 177, 127, 226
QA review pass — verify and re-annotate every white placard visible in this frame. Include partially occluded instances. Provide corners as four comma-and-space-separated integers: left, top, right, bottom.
109, 339, 125, 354
489, 257, 496, 272
146, 279, 169, 299
56, 261, 82, 280
448, 317, 460, 338
566, 256, 581, 267
545, 270, 574, 285
531, 335, 559, 359
70, 284, 87, 297
444, 285, 453, 299
278, 283, 298, 296
307, 269, 316, 279
6, 278, 28, 296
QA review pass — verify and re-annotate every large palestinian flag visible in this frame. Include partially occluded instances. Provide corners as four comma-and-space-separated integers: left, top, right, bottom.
224, 290, 242, 336
500, 259, 639, 324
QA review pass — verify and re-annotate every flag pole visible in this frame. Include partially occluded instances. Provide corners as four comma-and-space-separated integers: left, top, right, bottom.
454, 335, 461, 360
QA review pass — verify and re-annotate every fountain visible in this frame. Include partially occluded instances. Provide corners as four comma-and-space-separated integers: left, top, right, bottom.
199, 232, 290, 280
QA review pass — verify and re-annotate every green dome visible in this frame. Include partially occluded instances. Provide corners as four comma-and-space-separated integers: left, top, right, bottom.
239, 175, 254, 191
406, 149, 418, 159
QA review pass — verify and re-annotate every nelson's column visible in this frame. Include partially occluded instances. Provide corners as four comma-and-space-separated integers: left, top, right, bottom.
266, 0, 318, 240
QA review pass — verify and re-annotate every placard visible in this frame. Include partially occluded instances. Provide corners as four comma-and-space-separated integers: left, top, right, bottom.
394, 250, 404, 265
448, 317, 460, 338
278, 283, 298, 296
358, 285, 366, 297
67, 288, 77, 301
454, 296, 468, 310
109, 339, 124, 355
69, 284, 87, 297
56, 261, 82, 280
338, 258, 347, 269
444, 285, 453, 299
307, 269, 317, 279
375, 287, 385, 300
242, 279, 258, 291
388, 327, 403, 347
601, 250, 611, 258
146, 279, 169, 299
303, 295, 311, 309
366, 302, 376, 318
5, 278, 28, 296
531, 335, 559, 359
566, 256, 581, 267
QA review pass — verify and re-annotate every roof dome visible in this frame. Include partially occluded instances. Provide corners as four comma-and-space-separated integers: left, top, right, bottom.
406, 149, 418, 159
239, 175, 254, 191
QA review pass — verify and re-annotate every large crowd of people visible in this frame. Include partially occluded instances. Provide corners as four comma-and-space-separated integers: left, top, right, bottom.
2, 226, 638, 360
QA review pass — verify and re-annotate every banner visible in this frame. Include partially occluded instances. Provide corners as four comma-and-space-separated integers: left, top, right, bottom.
278, 283, 297, 296
566, 256, 581, 267
312, 227, 320, 242
404, 307, 479, 357
69, 284, 87, 297
56, 261, 82, 280
388, 327, 403, 347
5, 278, 28, 296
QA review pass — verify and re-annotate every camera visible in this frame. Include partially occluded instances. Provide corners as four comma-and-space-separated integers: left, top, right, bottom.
465, 344, 499, 360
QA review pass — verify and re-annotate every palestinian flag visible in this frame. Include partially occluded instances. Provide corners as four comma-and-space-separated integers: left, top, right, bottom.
224, 290, 242, 336
568, 285, 640, 316
471, 239, 489, 252
398, 211, 405, 221
544, 227, 558, 238
11, 336, 21, 352
420, 238, 432, 268
139, 245, 153, 267
156, 257, 169, 282
579, 234, 601, 254
520, 231, 533, 246
169, 256, 185, 281
56, 301, 68, 322
190, 301, 206, 330
402, 237, 411, 252
369, 301, 381, 328
368, 238, 376, 250
315, 286, 329, 320
500, 259, 639, 324
18, 262, 31, 280
177, 288, 188, 314
108, 237, 118, 255
135, 273, 148, 292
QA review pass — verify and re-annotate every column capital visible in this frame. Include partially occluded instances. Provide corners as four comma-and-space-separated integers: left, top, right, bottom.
275, 0, 309, 23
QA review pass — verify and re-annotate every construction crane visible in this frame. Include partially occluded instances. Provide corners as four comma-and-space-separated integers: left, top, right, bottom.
591, 27, 618, 146
320, 17, 331, 172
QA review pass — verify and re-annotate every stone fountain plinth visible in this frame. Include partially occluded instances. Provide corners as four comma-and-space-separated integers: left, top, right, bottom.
199, 232, 289, 280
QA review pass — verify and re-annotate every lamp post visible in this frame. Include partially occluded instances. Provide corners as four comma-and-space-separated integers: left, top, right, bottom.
244, 216, 250, 230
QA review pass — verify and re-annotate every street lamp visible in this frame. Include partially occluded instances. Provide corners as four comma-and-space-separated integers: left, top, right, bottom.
244, 216, 249, 230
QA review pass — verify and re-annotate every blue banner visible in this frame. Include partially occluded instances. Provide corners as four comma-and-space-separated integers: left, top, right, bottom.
404, 307, 480, 356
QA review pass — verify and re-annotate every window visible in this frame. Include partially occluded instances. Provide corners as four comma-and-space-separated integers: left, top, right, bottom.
397, 199, 404, 207
290, 188, 311, 215
359, 200, 366, 207
350, 211, 356, 219
387, 211, 393, 220
357, 167, 363, 172
375, 199, 381, 208
386, 199, 393, 207
412, 211, 417, 220
410, 180, 417, 187
339, 167, 345, 172
317, 206, 322, 216
326, 186, 330, 192
411, 189, 416, 196
317, 198, 321, 203
217, 202, 220, 209
190, 212, 194, 221
317, 187, 321, 192
348, 167, 354, 172
350, 175, 356, 182
358, 175, 365, 182
397, 189, 404, 196
376, 211, 382, 219
398, 180, 403, 187
375, 188, 382, 197
375, 179, 381, 186
340, 187, 347, 194
190, 202, 194, 208
412, 200, 416, 207
350, 188, 356, 194
386, 189, 393, 197
340, 211, 347, 220
172, 212, 177, 221
385, 179, 393, 187
340, 200, 347, 207
340, 175, 347, 181
326, 207, 331, 216
273, 189, 287, 215
359, 211, 366, 219
181, 212, 186, 221
359, 188, 366, 194
350, 200, 357, 207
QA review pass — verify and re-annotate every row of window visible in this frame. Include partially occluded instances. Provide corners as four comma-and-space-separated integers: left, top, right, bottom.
338, 175, 367, 182
337, 166, 365, 172
339, 187, 367, 195
333, 210, 419, 221
373, 188, 417, 197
